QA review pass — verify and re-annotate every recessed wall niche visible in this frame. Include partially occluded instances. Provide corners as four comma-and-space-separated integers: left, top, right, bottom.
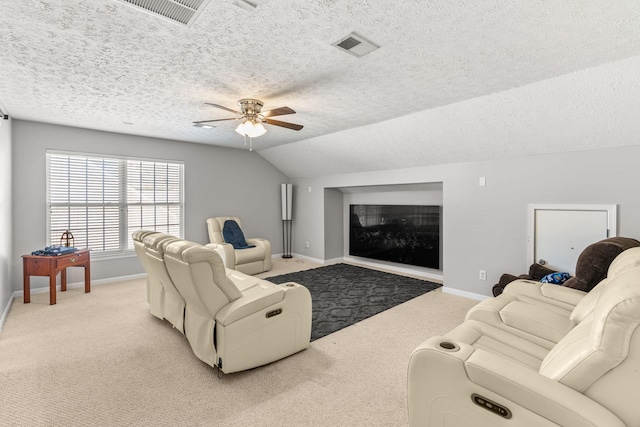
323, 183, 444, 273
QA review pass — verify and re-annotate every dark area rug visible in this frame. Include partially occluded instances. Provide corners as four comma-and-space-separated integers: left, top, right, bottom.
267, 263, 441, 341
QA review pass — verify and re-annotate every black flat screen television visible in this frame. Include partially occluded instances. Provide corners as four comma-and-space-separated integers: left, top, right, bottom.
349, 204, 440, 269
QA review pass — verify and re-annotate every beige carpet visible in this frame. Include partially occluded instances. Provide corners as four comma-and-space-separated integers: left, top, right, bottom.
0, 259, 477, 427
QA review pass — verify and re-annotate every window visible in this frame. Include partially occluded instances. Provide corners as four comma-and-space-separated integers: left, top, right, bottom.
46, 151, 184, 257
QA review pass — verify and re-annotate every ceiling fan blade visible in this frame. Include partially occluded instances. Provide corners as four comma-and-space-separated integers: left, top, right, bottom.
192, 117, 240, 124
263, 118, 304, 131
204, 103, 242, 115
261, 106, 296, 117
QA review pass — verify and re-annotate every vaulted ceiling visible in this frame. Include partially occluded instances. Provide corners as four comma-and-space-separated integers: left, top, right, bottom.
2, 1, 640, 177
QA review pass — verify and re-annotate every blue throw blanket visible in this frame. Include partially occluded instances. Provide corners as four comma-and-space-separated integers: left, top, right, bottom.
222, 220, 255, 249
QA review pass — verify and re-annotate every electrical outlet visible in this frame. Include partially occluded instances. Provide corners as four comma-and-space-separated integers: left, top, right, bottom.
479, 270, 487, 280
305, 241, 310, 249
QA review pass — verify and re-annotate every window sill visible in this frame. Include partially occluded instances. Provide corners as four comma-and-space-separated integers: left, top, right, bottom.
89, 251, 137, 261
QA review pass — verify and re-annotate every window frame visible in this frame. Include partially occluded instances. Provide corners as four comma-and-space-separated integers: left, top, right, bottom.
46, 150, 185, 258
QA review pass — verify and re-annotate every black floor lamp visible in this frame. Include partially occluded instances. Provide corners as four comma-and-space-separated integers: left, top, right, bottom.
281, 183, 293, 258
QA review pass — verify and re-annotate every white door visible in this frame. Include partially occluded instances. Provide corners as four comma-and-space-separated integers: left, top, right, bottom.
529, 205, 616, 275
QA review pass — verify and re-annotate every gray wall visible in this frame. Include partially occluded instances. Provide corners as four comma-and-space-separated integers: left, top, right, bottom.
11, 120, 289, 292
0, 117, 12, 315
292, 145, 640, 297
323, 188, 344, 260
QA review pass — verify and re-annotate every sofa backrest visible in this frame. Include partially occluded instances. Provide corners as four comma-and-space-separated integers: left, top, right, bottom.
207, 216, 242, 245
606, 246, 640, 276
570, 247, 640, 323
144, 233, 182, 292
164, 239, 242, 318
132, 230, 159, 273
540, 267, 640, 426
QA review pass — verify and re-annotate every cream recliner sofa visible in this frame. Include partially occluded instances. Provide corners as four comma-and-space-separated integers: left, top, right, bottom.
408, 248, 640, 427
163, 239, 311, 374
206, 216, 271, 275
462, 247, 640, 350
143, 233, 186, 334
132, 230, 187, 333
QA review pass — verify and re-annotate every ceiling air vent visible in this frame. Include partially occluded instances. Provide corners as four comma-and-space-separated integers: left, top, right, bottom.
331, 32, 380, 58
113, 0, 212, 27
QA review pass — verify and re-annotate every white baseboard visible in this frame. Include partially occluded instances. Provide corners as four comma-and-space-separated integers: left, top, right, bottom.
291, 253, 326, 265
11, 273, 146, 299
289, 254, 445, 282
442, 286, 489, 301
342, 256, 444, 282
1, 293, 15, 333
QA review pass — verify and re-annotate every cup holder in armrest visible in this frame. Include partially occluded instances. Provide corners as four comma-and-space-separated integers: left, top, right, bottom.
438, 341, 460, 352
285, 283, 296, 287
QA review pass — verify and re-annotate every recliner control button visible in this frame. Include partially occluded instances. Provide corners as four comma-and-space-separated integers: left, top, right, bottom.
471, 394, 512, 419
266, 308, 282, 318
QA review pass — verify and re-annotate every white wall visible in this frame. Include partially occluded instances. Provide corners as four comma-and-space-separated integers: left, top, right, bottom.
293, 145, 640, 296
11, 120, 289, 292
0, 117, 12, 317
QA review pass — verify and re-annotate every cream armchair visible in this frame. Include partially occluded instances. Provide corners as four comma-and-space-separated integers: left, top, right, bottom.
163, 239, 311, 374
408, 257, 640, 427
206, 216, 271, 275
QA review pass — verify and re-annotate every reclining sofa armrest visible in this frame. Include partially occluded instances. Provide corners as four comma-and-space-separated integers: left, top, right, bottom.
409, 336, 625, 427
205, 243, 235, 268
539, 283, 587, 305
504, 279, 586, 309
464, 349, 625, 427
465, 297, 574, 344
215, 285, 284, 326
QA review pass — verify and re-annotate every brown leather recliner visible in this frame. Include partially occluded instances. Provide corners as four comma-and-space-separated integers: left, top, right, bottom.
493, 236, 640, 296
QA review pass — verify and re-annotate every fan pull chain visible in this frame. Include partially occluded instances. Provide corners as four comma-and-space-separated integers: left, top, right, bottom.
241, 134, 253, 151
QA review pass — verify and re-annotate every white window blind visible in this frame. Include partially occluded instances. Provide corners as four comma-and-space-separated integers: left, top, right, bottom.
47, 151, 184, 256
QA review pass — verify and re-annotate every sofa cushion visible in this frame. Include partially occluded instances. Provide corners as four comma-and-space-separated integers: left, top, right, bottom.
223, 219, 255, 249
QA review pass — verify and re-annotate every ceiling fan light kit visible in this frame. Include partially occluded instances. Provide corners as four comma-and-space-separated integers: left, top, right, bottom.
193, 98, 303, 151
235, 120, 266, 138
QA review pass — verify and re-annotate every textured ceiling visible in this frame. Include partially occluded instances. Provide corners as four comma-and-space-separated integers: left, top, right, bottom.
1, 1, 640, 168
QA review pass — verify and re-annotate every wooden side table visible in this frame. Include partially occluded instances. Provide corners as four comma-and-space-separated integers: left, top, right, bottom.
22, 249, 91, 305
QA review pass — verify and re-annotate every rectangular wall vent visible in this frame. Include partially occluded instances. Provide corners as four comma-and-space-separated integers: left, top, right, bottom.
332, 32, 380, 58
113, 0, 212, 27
